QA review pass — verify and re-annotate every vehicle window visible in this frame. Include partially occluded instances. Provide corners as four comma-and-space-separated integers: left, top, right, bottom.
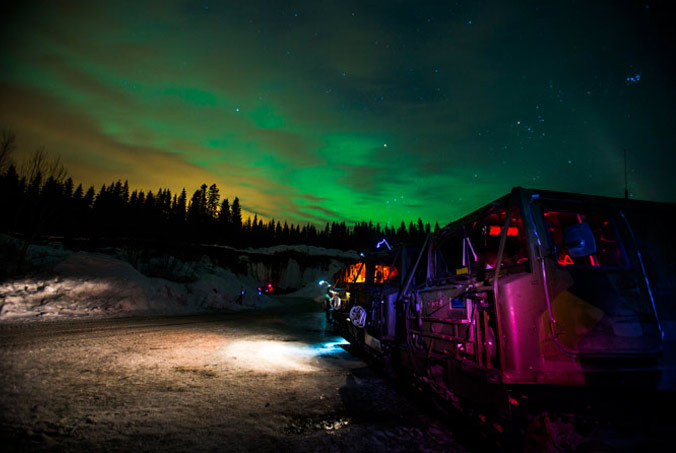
431, 206, 529, 281
342, 261, 399, 284
343, 262, 366, 283
412, 250, 429, 287
543, 210, 628, 268
470, 206, 529, 270
374, 265, 398, 283
433, 234, 466, 279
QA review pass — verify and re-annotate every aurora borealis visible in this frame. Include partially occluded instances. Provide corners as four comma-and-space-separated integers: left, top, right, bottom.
1, 1, 674, 227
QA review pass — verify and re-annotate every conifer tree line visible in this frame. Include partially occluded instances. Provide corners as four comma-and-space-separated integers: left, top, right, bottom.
0, 133, 437, 251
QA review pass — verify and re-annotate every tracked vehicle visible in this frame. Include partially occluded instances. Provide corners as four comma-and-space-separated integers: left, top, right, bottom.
327, 244, 415, 360
327, 187, 676, 448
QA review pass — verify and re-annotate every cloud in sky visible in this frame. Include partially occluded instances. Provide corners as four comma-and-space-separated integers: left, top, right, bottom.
1, 0, 674, 226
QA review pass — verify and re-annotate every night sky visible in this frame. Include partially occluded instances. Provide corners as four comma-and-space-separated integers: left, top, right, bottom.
1, 1, 674, 227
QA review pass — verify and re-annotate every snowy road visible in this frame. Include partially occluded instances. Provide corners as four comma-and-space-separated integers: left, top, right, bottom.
0, 298, 469, 452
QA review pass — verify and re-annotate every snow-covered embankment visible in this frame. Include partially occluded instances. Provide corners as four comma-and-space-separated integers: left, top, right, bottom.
0, 240, 357, 322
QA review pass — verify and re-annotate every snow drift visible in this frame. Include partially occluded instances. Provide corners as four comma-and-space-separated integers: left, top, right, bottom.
0, 238, 357, 322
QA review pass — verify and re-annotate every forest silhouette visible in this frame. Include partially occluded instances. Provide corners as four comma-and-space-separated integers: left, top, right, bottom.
0, 132, 436, 253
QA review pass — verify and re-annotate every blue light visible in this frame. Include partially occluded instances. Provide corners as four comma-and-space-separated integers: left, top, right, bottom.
376, 238, 392, 250
313, 338, 350, 355
626, 74, 641, 83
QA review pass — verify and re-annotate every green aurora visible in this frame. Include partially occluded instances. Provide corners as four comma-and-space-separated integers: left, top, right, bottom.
1, 1, 674, 227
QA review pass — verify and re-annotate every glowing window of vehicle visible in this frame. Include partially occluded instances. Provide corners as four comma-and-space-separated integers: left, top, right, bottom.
543, 210, 628, 268
374, 265, 398, 283
344, 262, 366, 283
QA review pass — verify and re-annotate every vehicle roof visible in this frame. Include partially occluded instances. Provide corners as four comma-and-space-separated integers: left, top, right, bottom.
436, 186, 675, 238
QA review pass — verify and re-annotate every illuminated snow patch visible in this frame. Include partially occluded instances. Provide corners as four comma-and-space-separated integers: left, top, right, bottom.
311, 338, 350, 355
222, 337, 349, 373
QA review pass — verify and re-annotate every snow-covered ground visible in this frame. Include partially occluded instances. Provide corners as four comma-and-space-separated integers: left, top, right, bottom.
0, 300, 468, 452
0, 237, 354, 322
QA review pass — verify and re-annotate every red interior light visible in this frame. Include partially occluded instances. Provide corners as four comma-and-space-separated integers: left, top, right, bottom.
488, 226, 519, 236
558, 254, 574, 265
488, 225, 501, 235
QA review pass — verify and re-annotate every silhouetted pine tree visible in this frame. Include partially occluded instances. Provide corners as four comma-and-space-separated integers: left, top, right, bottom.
0, 165, 21, 231
206, 184, 220, 219
275, 221, 282, 242
231, 197, 242, 233
174, 188, 187, 223
187, 189, 202, 225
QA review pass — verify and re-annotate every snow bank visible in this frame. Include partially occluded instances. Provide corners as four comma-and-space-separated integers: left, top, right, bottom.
208, 243, 359, 259
241, 255, 348, 295
243, 244, 360, 259
282, 282, 331, 303
0, 249, 275, 322
0, 240, 356, 322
